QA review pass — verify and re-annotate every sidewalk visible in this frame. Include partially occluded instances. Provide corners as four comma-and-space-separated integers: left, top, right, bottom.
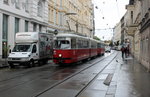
78, 52, 150, 97
0, 58, 8, 68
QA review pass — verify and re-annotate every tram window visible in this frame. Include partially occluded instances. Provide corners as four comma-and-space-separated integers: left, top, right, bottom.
91, 41, 96, 48
71, 38, 76, 49
77, 39, 82, 48
54, 40, 70, 49
83, 40, 89, 48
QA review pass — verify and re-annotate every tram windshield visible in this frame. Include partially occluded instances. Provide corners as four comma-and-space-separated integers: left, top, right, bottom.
12, 44, 32, 52
54, 40, 71, 49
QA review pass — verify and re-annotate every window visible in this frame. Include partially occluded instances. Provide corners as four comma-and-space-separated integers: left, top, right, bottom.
39, 25, 42, 32
131, 11, 133, 23
71, 38, 76, 49
48, 8, 51, 22
54, 40, 71, 49
54, 10, 56, 24
51, 10, 54, 22
32, 45, 37, 53
15, 0, 20, 9
60, 0, 62, 7
33, 23, 37, 31
56, 12, 58, 24
25, 0, 29, 12
15, 17, 19, 33
25, 20, 28, 32
2, 14, 8, 58
59, 13, 63, 25
37, 1, 43, 17
12, 44, 31, 52
3, 0, 9, 4
3, 14, 8, 41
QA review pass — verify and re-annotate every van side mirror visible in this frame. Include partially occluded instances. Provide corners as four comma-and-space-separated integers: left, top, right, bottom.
9, 49, 11, 53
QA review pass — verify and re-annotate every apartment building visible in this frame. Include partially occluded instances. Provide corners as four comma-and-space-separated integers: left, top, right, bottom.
125, 0, 150, 71
113, 22, 121, 45
125, 0, 141, 61
140, 0, 150, 71
0, 0, 48, 58
47, 0, 94, 37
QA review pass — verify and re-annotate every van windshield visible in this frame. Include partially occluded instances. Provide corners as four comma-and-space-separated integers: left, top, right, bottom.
12, 44, 31, 52
54, 40, 70, 49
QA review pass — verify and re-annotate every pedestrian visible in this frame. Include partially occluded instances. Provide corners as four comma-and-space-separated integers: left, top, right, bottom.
124, 47, 128, 58
126, 44, 130, 56
121, 46, 125, 59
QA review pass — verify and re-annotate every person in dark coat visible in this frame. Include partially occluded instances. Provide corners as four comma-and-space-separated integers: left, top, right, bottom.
121, 46, 125, 59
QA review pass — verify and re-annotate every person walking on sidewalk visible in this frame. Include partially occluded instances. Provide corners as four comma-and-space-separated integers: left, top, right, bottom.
121, 45, 125, 59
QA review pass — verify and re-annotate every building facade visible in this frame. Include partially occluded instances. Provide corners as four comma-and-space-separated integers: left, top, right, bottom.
0, 0, 94, 59
47, 0, 94, 37
0, 0, 48, 58
113, 22, 121, 45
125, 0, 141, 61
140, 0, 150, 71
124, 0, 150, 71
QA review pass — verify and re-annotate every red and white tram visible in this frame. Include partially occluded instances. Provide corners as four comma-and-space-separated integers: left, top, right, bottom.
53, 33, 105, 65
97, 41, 105, 56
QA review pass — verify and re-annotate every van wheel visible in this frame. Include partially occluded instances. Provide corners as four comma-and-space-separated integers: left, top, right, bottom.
9, 64, 15, 68
28, 60, 34, 67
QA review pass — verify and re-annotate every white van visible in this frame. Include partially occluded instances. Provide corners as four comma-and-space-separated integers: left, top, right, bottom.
8, 32, 53, 68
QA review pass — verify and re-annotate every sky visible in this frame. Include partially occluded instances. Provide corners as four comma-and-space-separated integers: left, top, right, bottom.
93, 0, 129, 40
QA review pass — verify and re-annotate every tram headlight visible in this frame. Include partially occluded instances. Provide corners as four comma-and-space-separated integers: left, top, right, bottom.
58, 54, 62, 57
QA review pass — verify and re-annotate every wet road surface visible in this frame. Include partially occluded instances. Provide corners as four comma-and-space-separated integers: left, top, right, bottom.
0, 51, 150, 97
0, 52, 113, 97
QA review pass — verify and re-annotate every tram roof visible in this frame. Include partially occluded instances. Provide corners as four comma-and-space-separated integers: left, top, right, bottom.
55, 33, 105, 44
55, 33, 89, 39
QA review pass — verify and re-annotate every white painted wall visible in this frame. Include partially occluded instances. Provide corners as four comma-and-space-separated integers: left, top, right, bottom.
114, 22, 121, 44
0, 0, 49, 58
8, 16, 15, 50
0, 13, 2, 57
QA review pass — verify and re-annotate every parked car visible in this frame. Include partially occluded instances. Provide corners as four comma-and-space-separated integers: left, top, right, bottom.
105, 46, 111, 52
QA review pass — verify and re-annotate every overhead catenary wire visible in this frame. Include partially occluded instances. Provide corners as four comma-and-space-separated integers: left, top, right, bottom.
96, 28, 114, 31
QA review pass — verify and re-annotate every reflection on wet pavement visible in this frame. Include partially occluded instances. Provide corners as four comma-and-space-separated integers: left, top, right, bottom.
115, 53, 150, 97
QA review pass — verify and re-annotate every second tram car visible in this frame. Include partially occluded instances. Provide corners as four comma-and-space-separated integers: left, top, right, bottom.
53, 33, 105, 65
97, 41, 105, 56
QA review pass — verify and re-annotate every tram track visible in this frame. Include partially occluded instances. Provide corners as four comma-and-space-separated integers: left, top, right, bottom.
0, 51, 117, 97
34, 51, 118, 97
0, 51, 112, 83
0, 64, 67, 92
75, 53, 118, 97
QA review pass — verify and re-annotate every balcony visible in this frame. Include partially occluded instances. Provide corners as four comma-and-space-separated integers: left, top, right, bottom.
125, 24, 138, 36
126, 4, 135, 10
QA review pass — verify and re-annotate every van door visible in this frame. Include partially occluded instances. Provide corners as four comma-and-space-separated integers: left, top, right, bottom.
31, 44, 38, 60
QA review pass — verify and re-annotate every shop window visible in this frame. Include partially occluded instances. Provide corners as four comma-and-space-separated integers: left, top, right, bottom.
3, 0, 9, 4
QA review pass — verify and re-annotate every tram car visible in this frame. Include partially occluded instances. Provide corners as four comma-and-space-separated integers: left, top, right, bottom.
97, 41, 105, 56
53, 33, 105, 65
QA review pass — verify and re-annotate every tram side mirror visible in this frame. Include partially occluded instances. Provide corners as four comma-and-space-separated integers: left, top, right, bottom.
54, 30, 58, 35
